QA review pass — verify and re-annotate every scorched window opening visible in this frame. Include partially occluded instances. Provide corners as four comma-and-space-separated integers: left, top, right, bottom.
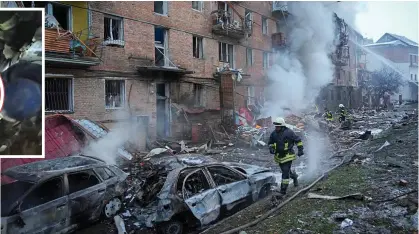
154, 1, 168, 15
193, 36, 203, 59
104, 16, 123, 42
105, 80, 125, 109
219, 42, 233, 64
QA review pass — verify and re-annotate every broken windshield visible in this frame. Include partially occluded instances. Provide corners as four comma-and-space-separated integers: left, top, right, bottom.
1, 180, 33, 216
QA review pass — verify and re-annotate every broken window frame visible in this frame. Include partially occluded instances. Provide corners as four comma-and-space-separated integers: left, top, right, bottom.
206, 165, 246, 187
246, 48, 253, 67
219, 42, 234, 66
103, 15, 124, 46
95, 167, 112, 181
154, 1, 168, 15
105, 79, 126, 109
45, 77, 74, 112
245, 9, 253, 31
182, 169, 212, 200
19, 177, 64, 212
247, 86, 255, 106
155, 27, 173, 67
218, 1, 232, 14
192, 1, 203, 12
193, 83, 205, 107
193, 36, 203, 59
262, 16, 268, 35
263, 52, 269, 69
67, 170, 101, 194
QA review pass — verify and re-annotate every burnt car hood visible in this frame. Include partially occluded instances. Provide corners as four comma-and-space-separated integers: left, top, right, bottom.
221, 162, 272, 175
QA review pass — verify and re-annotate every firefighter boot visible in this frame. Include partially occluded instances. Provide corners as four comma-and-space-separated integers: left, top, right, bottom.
291, 171, 299, 187
280, 183, 288, 195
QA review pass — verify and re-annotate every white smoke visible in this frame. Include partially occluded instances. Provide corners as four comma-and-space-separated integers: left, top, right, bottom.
262, 2, 363, 180
329, 1, 368, 32
82, 110, 140, 165
305, 129, 331, 178
263, 2, 336, 117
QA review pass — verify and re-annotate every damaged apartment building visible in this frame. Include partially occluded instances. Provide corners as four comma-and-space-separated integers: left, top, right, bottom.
272, 4, 367, 110
13, 1, 276, 148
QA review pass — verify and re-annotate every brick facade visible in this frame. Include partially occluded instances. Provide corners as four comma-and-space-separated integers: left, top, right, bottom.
45, 1, 275, 144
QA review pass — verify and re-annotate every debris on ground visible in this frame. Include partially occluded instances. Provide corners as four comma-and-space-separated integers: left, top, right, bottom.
145, 148, 169, 158
340, 218, 353, 229
66, 106, 419, 234
114, 215, 128, 234
375, 141, 391, 152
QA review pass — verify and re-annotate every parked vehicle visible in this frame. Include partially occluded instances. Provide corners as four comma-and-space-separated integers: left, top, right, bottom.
1, 155, 129, 234
129, 154, 276, 234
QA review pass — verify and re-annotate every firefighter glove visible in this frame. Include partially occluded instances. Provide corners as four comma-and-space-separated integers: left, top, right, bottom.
297, 146, 304, 156
269, 144, 275, 154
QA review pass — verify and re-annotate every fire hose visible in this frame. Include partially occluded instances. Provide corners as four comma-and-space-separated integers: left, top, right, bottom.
207, 142, 362, 234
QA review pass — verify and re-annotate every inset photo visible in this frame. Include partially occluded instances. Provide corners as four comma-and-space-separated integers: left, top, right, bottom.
0, 8, 43, 156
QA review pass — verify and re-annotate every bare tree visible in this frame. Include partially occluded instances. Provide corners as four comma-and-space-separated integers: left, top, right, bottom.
360, 66, 404, 101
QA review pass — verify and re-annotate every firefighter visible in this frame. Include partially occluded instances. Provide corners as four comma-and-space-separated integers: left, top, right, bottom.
338, 104, 347, 123
323, 108, 333, 122
268, 117, 304, 197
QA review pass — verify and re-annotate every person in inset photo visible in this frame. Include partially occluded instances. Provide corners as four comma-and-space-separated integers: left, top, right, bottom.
0, 10, 43, 155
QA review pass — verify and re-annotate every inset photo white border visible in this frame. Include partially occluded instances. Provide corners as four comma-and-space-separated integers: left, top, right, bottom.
0, 7, 45, 158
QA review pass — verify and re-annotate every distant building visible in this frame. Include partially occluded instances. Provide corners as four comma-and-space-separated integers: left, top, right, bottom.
364, 33, 418, 102
318, 13, 366, 110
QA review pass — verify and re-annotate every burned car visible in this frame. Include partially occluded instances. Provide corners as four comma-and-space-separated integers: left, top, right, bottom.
1, 155, 128, 234
126, 155, 276, 234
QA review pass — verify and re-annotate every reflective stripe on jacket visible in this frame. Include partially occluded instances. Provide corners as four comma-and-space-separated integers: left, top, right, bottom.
339, 108, 347, 117
325, 111, 333, 120
268, 127, 303, 164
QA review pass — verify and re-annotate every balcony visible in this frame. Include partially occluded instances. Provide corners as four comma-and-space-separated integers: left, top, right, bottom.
211, 10, 250, 39
45, 25, 101, 67
272, 1, 289, 19
331, 45, 349, 66
45, 28, 101, 67
272, 32, 287, 49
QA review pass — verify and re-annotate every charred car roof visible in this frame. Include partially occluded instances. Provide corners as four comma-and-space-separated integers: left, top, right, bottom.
148, 154, 219, 169
2, 155, 107, 183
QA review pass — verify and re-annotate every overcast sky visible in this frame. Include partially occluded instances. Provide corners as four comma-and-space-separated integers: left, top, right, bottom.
355, 1, 418, 43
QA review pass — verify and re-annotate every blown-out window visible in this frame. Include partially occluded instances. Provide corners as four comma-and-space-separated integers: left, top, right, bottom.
105, 80, 125, 109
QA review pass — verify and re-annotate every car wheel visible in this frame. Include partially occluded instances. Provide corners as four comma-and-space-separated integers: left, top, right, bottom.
159, 220, 183, 234
258, 184, 272, 199
103, 197, 122, 218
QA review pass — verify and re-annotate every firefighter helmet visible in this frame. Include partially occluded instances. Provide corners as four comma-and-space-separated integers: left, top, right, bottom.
273, 117, 286, 126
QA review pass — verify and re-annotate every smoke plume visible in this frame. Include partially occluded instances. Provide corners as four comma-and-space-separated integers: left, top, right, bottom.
82, 110, 140, 165
262, 2, 336, 117
262, 2, 363, 179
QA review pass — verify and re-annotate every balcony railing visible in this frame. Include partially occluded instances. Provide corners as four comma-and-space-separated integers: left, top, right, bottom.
211, 10, 251, 39
272, 32, 286, 49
